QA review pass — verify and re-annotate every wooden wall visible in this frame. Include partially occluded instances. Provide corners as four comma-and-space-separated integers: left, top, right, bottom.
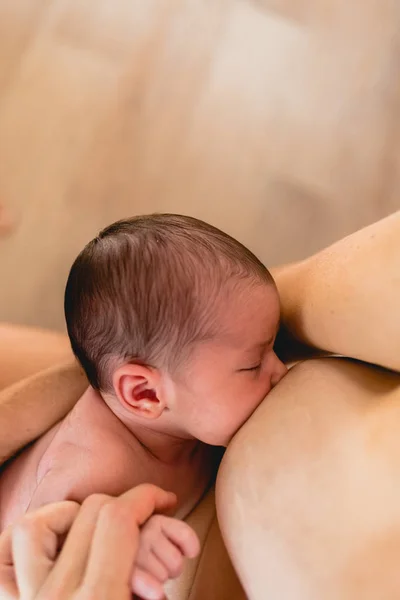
0, 0, 399, 329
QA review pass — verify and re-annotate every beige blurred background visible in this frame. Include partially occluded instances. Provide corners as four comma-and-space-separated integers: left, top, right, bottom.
0, 0, 399, 331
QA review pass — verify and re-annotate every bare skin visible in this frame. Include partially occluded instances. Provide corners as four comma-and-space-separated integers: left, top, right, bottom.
217, 210, 400, 599
0, 484, 200, 600
1, 211, 400, 598
0, 280, 285, 531
272, 210, 400, 371
0, 335, 202, 600
0, 361, 86, 465
0, 386, 214, 529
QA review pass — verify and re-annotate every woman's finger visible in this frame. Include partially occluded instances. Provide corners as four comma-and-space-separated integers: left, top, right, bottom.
80, 485, 176, 598
120, 484, 177, 526
0, 563, 18, 600
36, 494, 111, 598
0, 525, 20, 599
12, 502, 80, 600
0, 502, 80, 600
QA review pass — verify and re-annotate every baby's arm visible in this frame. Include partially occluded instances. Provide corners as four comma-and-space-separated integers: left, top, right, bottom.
132, 514, 200, 599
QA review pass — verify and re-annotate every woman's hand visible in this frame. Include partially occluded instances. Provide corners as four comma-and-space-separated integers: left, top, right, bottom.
0, 484, 181, 600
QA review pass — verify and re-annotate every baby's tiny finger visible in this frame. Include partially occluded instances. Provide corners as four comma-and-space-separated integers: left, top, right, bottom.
132, 566, 165, 600
152, 537, 183, 579
161, 518, 200, 558
135, 551, 169, 583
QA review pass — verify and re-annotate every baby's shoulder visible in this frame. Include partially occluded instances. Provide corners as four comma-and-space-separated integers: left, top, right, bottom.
37, 389, 142, 494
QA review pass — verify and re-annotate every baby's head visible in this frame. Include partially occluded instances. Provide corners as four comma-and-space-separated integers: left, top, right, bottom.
65, 214, 287, 446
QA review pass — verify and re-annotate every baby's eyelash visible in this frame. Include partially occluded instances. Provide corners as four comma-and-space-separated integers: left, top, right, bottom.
243, 364, 261, 372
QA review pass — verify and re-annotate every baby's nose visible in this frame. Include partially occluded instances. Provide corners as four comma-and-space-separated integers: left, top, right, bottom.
270, 358, 288, 388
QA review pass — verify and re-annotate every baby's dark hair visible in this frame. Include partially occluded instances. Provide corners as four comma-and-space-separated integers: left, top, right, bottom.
64, 214, 274, 392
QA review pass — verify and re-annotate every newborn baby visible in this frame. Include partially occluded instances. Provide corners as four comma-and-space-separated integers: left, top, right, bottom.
0, 214, 286, 592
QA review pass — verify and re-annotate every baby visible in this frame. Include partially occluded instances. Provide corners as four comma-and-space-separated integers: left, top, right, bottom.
0, 214, 287, 595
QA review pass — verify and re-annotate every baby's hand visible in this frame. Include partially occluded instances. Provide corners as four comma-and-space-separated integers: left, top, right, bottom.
132, 514, 200, 600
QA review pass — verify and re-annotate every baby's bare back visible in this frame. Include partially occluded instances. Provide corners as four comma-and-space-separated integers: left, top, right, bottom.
0, 388, 208, 530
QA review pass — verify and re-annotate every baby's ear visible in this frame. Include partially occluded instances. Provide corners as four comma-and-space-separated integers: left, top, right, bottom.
112, 363, 165, 419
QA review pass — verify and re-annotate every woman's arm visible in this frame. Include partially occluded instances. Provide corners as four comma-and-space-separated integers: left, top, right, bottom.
272, 211, 400, 372
0, 324, 72, 390
0, 361, 87, 465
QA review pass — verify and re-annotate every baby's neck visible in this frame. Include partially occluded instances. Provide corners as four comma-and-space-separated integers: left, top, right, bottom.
91, 390, 221, 516
129, 425, 203, 465
104, 393, 206, 467
119, 419, 221, 518
128, 424, 220, 517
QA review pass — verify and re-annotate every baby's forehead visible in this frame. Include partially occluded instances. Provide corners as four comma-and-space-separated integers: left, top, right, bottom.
213, 284, 280, 343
